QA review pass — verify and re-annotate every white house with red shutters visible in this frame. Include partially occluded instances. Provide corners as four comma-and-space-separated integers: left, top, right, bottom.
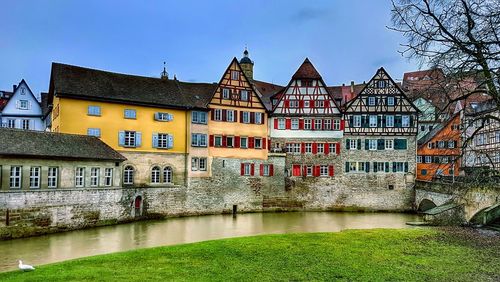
268, 58, 344, 179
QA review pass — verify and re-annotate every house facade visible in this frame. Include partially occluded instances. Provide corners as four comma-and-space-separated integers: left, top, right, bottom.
0, 80, 44, 131
343, 68, 419, 191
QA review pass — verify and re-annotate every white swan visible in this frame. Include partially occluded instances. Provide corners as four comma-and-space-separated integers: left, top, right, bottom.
18, 260, 35, 271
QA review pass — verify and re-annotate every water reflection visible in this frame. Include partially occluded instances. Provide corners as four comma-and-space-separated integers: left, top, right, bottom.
0, 212, 419, 271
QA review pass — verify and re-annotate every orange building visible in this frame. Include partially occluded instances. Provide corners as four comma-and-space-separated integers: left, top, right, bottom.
416, 113, 461, 180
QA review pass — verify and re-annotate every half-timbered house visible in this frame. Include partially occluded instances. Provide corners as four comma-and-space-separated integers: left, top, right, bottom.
269, 58, 343, 180
343, 67, 419, 193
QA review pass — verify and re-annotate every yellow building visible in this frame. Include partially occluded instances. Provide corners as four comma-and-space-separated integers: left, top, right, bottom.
208, 58, 269, 160
48, 63, 215, 186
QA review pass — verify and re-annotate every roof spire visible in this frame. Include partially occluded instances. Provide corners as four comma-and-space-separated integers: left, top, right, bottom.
161, 62, 169, 80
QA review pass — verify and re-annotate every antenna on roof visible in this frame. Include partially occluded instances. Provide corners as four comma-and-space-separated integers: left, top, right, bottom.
161, 62, 169, 80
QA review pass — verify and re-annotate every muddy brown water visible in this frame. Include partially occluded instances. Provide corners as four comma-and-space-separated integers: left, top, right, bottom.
0, 212, 420, 272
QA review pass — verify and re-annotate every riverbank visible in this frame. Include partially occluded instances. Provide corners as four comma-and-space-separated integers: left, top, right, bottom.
1, 228, 498, 281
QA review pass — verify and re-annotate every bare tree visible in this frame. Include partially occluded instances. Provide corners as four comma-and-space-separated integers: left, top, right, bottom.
390, 0, 500, 177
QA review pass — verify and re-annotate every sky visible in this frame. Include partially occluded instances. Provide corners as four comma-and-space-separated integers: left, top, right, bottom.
0, 0, 420, 97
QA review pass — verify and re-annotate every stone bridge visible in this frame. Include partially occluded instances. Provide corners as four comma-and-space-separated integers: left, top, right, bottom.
415, 181, 500, 225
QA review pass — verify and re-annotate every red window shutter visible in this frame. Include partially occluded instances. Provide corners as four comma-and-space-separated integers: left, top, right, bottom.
299, 119, 304, 129
285, 119, 291, 129
301, 142, 305, 154
325, 101, 330, 108
235, 136, 241, 148
299, 100, 304, 108
303, 165, 307, 176
340, 120, 345, 130
336, 143, 340, 155
240, 111, 244, 123
284, 100, 290, 108
249, 137, 254, 148
222, 136, 227, 147
263, 138, 267, 149
310, 101, 315, 108
311, 119, 315, 130
274, 119, 278, 129
312, 143, 318, 154
270, 165, 274, 176
260, 164, 263, 176
293, 165, 301, 176
251, 163, 255, 176
222, 110, 227, 121
324, 143, 329, 155
234, 110, 238, 122
314, 165, 320, 177
329, 165, 334, 176
211, 109, 215, 120
209, 135, 214, 147
250, 112, 255, 124
240, 163, 244, 175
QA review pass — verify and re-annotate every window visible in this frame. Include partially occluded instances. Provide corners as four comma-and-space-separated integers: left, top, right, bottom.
262, 164, 271, 176
304, 101, 310, 108
417, 156, 423, 163
227, 136, 234, 148
317, 143, 324, 154
22, 119, 30, 130
30, 167, 41, 189
155, 112, 173, 121
315, 100, 324, 108
191, 133, 207, 147
191, 158, 207, 171
402, 115, 410, 127
88, 105, 101, 116
369, 115, 378, 127
425, 156, 432, 163
163, 167, 173, 183
240, 90, 249, 101
227, 110, 235, 122
87, 128, 101, 137
289, 100, 299, 108
242, 112, 250, 123
192, 111, 208, 124
222, 88, 230, 99
214, 135, 222, 147
350, 139, 357, 150
421, 169, 427, 176
124, 131, 136, 147
104, 168, 113, 186
214, 109, 223, 121
124, 109, 136, 119
10, 166, 22, 189
353, 115, 361, 127
438, 141, 445, 148
320, 165, 328, 176
394, 162, 405, 172
374, 162, 385, 172
386, 115, 394, 127
385, 139, 394, 150
304, 119, 312, 130
286, 143, 301, 154
255, 112, 262, 124
90, 168, 100, 187
306, 166, 313, 176
75, 167, 85, 187
48, 167, 58, 188
314, 119, 322, 130
305, 143, 312, 154
291, 118, 299, 130
19, 100, 29, 110
231, 71, 239, 80
387, 96, 395, 106
368, 139, 377, 150
7, 119, 15, 128
151, 166, 160, 183
157, 133, 172, 149
240, 137, 248, 148
243, 163, 252, 176
123, 166, 134, 185
329, 143, 336, 154
254, 138, 262, 149
278, 118, 285, 130
333, 119, 340, 130
368, 97, 376, 106
377, 80, 386, 88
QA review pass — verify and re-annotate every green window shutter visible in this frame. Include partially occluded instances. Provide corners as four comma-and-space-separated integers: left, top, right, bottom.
357, 139, 361, 150
401, 139, 407, 150
410, 115, 414, 127
404, 162, 409, 172
394, 139, 401, 150
361, 116, 368, 128
395, 139, 407, 150
365, 162, 370, 173
385, 162, 390, 172
392, 162, 396, 172
377, 139, 384, 150
395, 115, 402, 127
364, 139, 369, 150
345, 162, 350, 173
346, 139, 351, 149
373, 163, 378, 172
377, 116, 383, 127
349, 116, 353, 127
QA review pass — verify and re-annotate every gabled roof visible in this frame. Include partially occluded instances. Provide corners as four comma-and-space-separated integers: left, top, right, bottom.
40, 92, 51, 118
48, 63, 215, 110
292, 58, 322, 79
251, 80, 285, 111
0, 91, 12, 111
417, 112, 460, 147
0, 128, 126, 161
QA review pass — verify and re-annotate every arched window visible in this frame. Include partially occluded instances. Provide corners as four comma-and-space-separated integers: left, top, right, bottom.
123, 166, 134, 185
151, 166, 161, 183
163, 167, 172, 184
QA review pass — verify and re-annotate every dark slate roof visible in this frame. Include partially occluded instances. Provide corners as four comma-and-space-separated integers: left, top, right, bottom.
0, 128, 126, 161
417, 112, 459, 146
0, 91, 12, 111
252, 80, 285, 111
292, 58, 322, 79
178, 82, 218, 109
40, 92, 51, 118
49, 63, 215, 110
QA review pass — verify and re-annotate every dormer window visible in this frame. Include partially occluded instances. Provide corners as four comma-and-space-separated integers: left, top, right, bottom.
231, 71, 239, 80
377, 80, 386, 88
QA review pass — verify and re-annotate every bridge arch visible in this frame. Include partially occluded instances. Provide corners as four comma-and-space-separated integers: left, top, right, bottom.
417, 199, 437, 212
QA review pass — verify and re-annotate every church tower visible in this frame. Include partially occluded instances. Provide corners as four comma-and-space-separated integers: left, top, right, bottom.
239, 48, 254, 80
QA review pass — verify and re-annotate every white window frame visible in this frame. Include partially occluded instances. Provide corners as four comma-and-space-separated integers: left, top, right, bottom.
315, 100, 324, 108
124, 131, 136, 147
10, 166, 22, 189
350, 139, 357, 150
369, 115, 377, 127
214, 135, 222, 147
353, 115, 361, 127
320, 165, 328, 177
30, 167, 41, 189
48, 167, 58, 188
151, 167, 161, 183
255, 112, 262, 124
254, 138, 262, 149
368, 97, 376, 106
22, 119, 30, 130
386, 115, 394, 127
227, 110, 235, 122
402, 115, 410, 127
90, 167, 100, 187
304, 119, 312, 130
192, 111, 207, 124
425, 156, 432, 163
7, 119, 15, 128
243, 163, 251, 176
158, 133, 169, 149
315, 119, 322, 130
329, 143, 336, 154
227, 136, 234, 148
199, 158, 207, 171
75, 167, 85, 187
317, 143, 324, 154
163, 167, 173, 184
291, 118, 299, 130
278, 118, 285, 130
306, 166, 313, 176
243, 112, 250, 124
124, 109, 136, 119
222, 88, 230, 99
448, 140, 455, 148
305, 143, 312, 154
88, 105, 101, 116
262, 164, 270, 176
123, 166, 134, 185
214, 109, 223, 121
87, 128, 101, 137
385, 139, 394, 150
240, 90, 249, 101
19, 100, 29, 110
333, 119, 340, 130
240, 137, 248, 149
104, 168, 113, 186
368, 139, 377, 150
387, 96, 395, 106
324, 119, 332, 130
231, 71, 239, 80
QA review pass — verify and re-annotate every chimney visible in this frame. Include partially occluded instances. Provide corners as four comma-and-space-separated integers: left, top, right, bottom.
13, 85, 17, 92
350, 81, 354, 93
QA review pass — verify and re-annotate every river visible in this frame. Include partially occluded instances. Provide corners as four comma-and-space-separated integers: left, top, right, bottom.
0, 212, 420, 272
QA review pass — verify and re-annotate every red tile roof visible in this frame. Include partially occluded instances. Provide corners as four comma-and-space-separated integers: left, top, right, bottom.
291, 58, 322, 79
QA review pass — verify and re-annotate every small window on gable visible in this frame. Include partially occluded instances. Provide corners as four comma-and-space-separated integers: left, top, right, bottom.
240, 90, 249, 101
231, 71, 239, 80
387, 96, 395, 106
377, 80, 386, 88
222, 88, 230, 99
19, 100, 29, 110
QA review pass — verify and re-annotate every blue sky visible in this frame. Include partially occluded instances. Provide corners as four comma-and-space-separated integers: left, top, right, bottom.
0, 0, 419, 95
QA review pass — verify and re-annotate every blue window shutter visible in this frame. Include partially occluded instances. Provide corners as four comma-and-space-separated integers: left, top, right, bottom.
364, 139, 369, 150
167, 135, 174, 149
168, 113, 174, 121
118, 131, 125, 146
152, 133, 158, 148
135, 132, 142, 147
154, 113, 159, 121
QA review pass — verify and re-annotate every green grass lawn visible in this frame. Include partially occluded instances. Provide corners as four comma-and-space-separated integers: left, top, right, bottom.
1, 228, 499, 281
